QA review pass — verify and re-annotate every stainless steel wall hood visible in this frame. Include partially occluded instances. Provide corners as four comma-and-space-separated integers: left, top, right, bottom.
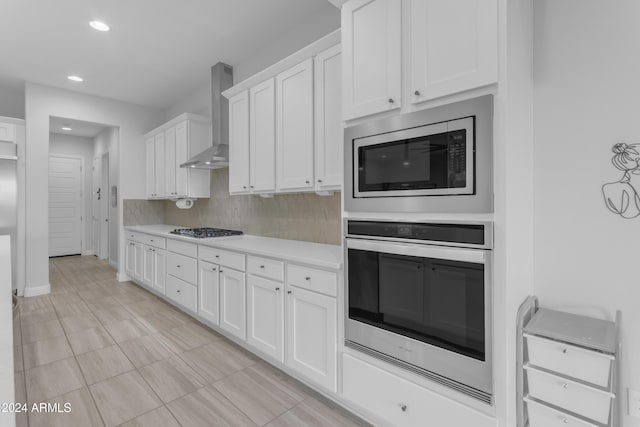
180, 62, 233, 169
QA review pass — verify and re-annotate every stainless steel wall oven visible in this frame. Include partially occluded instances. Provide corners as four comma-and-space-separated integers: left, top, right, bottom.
345, 219, 493, 403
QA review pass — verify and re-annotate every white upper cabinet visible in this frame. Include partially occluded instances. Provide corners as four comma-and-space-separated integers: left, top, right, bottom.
409, 0, 498, 103
145, 138, 156, 198
164, 126, 177, 197
342, 0, 402, 120
154, 133, 166, 198
250, 79, 276, 193
276, 59, 314, 191
314, 45, 343, 191
228, 90, 250, 194
144, 113, 210, 199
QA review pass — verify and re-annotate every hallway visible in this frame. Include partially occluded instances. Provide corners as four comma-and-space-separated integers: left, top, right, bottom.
13, 256, 366, 427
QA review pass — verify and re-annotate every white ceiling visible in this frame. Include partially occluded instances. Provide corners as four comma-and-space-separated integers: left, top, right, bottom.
0, 0, 336, 109
50, 116, 110, 138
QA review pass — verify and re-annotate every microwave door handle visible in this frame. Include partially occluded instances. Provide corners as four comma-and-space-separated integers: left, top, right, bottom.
346, 238, 486, 264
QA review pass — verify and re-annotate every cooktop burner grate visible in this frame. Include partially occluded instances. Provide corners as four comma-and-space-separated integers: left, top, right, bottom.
169, 227, 243, 239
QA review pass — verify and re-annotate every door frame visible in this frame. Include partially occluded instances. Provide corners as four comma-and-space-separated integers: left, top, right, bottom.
100, 152, 109, 260
48, 153, 85, 256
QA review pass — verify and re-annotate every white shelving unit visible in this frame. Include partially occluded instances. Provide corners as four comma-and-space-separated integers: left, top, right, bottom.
517, 297, 621, 427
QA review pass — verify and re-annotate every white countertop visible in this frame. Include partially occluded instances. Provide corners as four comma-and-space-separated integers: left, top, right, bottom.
124, 225, 343, 270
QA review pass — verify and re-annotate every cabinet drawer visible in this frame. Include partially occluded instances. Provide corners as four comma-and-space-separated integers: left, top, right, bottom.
342, 353, 496, 427
165, 275, 197, 313
166, 252, 197, 285
525, 366, 613, 424
199, 246, 245, 271
140, 234, 165, 249
247, 256, 284, 282
525, 334, 613, 387
167, 239, 198, 258
126, 231, 144, 244
287, 264, 336, 297
525, 396, 599, 427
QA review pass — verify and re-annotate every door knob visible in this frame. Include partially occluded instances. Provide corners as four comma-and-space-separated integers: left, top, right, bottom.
414, 90, 421, 96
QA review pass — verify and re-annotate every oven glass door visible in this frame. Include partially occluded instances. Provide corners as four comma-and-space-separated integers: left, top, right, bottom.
348, 247, 485, 360
353, 117, 474, 197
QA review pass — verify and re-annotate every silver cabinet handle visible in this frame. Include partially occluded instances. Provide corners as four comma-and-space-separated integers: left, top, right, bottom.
388, 98, 394, 104
176, 289, 181, 293
243, 186, 247, 189
215, 255, 220, 258
317, 179, 322, 183
399, 404, 407, 412
414, 90, 421, 96
559, 382, 568, 389
305, 276, 310, 281
176, 265, 181, 268
305, 180, 310, 184
260, 265, 265, 269
287, 290, 292, 294
275, 287, 280, 291
211, 267, 217, 271
219, 269, 223, 273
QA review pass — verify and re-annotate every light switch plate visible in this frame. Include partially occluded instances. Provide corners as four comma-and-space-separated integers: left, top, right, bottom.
629, 389, 640, 418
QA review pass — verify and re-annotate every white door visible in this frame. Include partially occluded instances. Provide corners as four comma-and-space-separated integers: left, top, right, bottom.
99, 153, 109, 259
342, 0, 402, 120
247, 275, 284, 362
219, 268, 246, 340
314, 45, 343, 190
153, 249, 166, 294
175, 121, 189, 197
154, 133, 166, 197
229, 90, 250, 194
145, 137, 155, 197
250, 78, 276, 193
165, 126, 177, 197
92, 156, 101, 256
409, 0, 498, 104
286, 285, 337, 391
48, 155, 83, 257
276, 59, 314, 191
198, 261, 220, 325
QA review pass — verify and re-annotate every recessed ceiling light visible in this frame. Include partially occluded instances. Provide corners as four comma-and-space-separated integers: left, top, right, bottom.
89, 20, 110, 32
61, 126, 72, 131
67, 75, 83, 82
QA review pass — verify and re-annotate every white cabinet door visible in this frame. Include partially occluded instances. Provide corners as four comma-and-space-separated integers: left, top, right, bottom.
198, 260, 220, 325
142, 246, 154, 287
175, 121, 189, 197
250, 78, 276, 193
342, 0, 402, 120
152, 249, 166, 294
164, 126, 177, 197
247, 275, 284, 362
409, 0, 498, 103
229, 90, 250, 194
314, 45, 343, 191
154, 133, 166, 197
133, 242, 144, 281
276, 59, 314, 191
145, 137, 156, 197
125, 241, 136, 277
219, 268, 246, 340
286, 285, 337, 391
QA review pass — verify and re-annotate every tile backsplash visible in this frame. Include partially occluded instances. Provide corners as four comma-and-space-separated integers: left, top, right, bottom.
125, 169, 341, 245
123, 199, 165, 225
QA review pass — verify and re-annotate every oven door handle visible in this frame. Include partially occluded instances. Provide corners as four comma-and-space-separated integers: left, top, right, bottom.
346, 238, 487, 264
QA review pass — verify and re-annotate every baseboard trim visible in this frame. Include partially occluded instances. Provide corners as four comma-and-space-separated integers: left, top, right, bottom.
82, 250, 94, 256
109, 259, 118, 269
117, 272, 131, 282
23, 283, 51, 297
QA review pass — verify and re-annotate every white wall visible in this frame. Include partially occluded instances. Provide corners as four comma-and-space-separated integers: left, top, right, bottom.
49, 133, 95, 255
93, 127, 120, 265
534, 1, 639, 425
24, 83, 164, 295
164, 5, 339, 120
0, 80, 25, 119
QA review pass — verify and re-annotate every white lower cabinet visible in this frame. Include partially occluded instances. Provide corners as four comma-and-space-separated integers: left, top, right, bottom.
219, 267, 246, 340
142, 246, 154, 288
247, 275, 284, 362
198, 260, 220, 325
286, 284, 336, 392
342, 353, 497, 427
125, 240, 136, 278
126, 241, 144, 281
152, 249, 166, 294
166, 275, 197, 313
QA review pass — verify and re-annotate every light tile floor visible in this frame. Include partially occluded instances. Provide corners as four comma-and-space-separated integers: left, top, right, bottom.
13, 255, 370, 427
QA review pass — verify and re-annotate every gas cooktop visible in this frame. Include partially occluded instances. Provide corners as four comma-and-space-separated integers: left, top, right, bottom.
169, 227, 243, 239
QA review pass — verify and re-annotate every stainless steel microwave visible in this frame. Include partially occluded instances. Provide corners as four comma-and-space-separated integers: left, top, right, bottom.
344, 96, 493, 214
